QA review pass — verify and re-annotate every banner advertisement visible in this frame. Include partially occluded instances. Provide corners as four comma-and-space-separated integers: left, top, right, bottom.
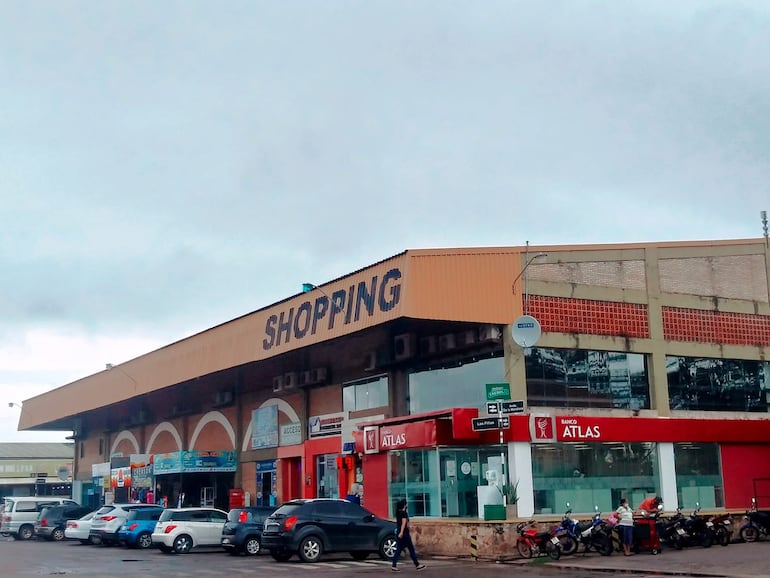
252, 405, 279, 449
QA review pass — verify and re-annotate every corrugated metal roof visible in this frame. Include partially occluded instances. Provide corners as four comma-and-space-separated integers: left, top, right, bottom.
0, 443, 74, 460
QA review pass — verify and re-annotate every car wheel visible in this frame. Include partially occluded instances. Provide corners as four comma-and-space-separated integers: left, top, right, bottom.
298, 535, 323, 563
379, 535, 398, 560
89, 535, 102, 546
244, 536, 261, 556
271, 550, 292, 562
158, 544, 172, 553
137, 532, 153, 549
52, 527, 65, 542
351, 551, 370, 560
173, 534, 193, 554
18, 525, 34, 541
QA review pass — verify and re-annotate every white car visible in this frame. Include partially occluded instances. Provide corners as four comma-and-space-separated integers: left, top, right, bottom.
152, 507, 228, 554
64, 510, 97, 544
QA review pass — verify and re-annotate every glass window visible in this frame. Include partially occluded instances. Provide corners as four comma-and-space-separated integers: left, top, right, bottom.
316, 455, 339, 499
526, 348, 650, 409
667, 357, 769, 412
387, 446, 506, 519
532, 442, 658, 515
674, 442, 723, 508
343, 375, 388, 413
408, 354, 505, 414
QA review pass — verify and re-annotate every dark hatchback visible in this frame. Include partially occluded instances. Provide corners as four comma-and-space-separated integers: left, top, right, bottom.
221, 506, 276, 556
35, 505, 93, 541
261, 498, 398, 563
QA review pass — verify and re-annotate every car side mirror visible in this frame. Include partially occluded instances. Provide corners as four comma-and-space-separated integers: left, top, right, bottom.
364, 514, 374, 522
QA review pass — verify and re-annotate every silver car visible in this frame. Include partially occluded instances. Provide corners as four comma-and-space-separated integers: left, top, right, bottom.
89, 503, 160, 546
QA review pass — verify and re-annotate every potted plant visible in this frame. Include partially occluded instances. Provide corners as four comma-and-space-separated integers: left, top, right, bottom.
504, 480, 519, 519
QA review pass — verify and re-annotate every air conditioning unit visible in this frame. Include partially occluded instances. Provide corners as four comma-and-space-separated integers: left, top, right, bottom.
455, 330, 477, 347
438, 334, 456, 352
311, 367, 328, 383
364, 351, 377, 371
298, 370, 312, 387
393, 333, 416, 361
419, 336, 437, 355
214, 390, 233, 407
284, 372, 298, 389
478, 324, 502, 342
130, 409, 149, 426
272, 375, 284, 392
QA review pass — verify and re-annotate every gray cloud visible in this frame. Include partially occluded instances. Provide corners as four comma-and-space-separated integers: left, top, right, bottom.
1, 0, 768, 340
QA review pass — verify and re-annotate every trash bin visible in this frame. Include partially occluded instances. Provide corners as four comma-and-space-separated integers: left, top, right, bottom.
483, 504, 506, 521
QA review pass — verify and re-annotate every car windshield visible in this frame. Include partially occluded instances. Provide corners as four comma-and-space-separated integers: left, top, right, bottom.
94, 506, 115, 515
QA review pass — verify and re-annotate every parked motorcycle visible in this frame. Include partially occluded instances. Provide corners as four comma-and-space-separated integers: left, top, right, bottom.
660, 506, 714, 549
515, 520, 561, 560
555, 505, 612, 556
740, 498, 770, 542
709, 512, 732, 546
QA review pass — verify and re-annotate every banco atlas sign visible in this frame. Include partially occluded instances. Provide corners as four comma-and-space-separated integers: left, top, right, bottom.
530, 415, 603, 442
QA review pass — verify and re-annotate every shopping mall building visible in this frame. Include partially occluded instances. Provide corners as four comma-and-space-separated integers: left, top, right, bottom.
17, 239, 770, 521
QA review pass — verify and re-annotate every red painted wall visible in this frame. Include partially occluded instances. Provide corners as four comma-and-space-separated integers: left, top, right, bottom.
721, 444, 770, 509
361, 451, 389, 519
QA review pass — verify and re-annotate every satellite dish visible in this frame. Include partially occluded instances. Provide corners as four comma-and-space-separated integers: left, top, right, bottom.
511, 315, 542, 347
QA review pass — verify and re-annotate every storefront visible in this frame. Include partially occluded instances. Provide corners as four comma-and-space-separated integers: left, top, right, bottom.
357, 409, 770, 520
152, 450, 237, 511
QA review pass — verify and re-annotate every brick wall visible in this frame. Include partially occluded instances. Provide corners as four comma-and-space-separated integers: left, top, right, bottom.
663, 307, 770, 346
527, 296, 649, 338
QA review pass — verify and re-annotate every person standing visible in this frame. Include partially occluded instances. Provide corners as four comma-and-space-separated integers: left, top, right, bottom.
392, 499, 426, 572
616, 497, 635, 556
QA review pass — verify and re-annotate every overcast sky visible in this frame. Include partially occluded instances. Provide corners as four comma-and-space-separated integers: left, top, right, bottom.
2, 1, 768, 442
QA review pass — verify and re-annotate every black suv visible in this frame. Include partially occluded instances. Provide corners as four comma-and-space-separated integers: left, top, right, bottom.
220, 506, 275, 556
261, 498, 398, 563
35, 504, 93, 541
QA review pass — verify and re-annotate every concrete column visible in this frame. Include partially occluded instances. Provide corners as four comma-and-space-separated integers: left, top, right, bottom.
657, 442, 679, 512
645, 247, 671, 416
507, 441, 534, 518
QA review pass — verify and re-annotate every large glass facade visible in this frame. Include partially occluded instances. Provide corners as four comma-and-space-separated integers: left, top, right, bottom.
387, 446, 506, 518
532, 442, 659, 515
674, 442, 724, 508
526, 348, 650, 409
667, 356, 769, 412
408, 354, 504, 414
343, 374, 388, 413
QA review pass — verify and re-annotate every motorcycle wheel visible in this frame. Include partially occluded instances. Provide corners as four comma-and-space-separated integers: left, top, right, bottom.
700, 531, 713, 548
673, 536, 684, 550
516, 539, 533, 559
715, 527, 730, 547
558, 535, 578, 556
546, 541, 561, 560
595, 533, 613, 556
740, 526, 758, 543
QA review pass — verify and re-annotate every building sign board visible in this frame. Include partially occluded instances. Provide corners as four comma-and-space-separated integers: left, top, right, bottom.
485, 383, 511, 401
308, 412, 344, 439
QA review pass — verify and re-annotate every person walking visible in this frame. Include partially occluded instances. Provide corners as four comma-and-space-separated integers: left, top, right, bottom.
392, 499, 426, 572
616, 497, 635, 556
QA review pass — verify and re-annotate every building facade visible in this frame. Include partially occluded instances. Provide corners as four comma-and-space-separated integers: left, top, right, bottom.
0, 443, 74, 500
17, 239, 770, 518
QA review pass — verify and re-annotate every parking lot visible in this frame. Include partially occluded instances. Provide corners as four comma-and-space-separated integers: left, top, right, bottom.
0, 537, 462, 577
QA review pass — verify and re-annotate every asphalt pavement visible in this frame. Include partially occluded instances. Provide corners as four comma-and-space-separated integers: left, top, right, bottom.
500, 540, 770, 577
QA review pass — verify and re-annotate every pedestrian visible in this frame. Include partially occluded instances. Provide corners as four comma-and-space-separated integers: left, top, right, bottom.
637, 495, 662, 517
345, 482, 362, 505
616, 497, 635, 556
392, 499, 426, 572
